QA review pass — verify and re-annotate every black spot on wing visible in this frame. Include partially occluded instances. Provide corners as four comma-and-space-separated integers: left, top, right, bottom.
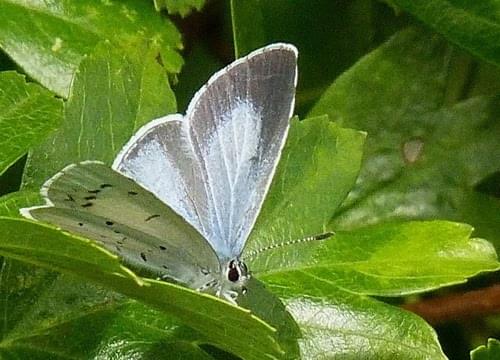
78, 222, 84, 226
145, 214, 160, 222
100, 184, 112, 189
84, 195, 96, 200
105, 221, 114, 226
128, 191, 138, 195
88, 189, 100, 194
140, 252, 147, 262
159, 245, 166, 251
81, 202, 93, 208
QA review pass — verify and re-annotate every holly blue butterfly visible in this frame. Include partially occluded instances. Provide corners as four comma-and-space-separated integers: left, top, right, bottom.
20, 43, 297, 303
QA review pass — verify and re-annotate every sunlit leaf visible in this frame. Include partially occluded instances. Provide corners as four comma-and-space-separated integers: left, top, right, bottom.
0, 0, 183, 97
258, 221, 499, 296
286, 293, 446, 359
0, 72, 62, 175
23, 41, 176, 189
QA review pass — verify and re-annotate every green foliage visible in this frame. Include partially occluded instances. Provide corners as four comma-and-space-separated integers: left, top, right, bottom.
23, 42, 176, 189
310, 28, 500, 248
387, 0, 500, 67
154, 0, 206, 17
245, 115, 366, 265
471, 339, 500, 360
0, 0, 183, 97
287, 294, 447, 359
0, 1, 498, 359
0, 72, 62, 175
0, 261, 214, 359
259, 221, 498, 297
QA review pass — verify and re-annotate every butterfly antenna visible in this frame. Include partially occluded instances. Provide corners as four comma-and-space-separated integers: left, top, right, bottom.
242, 231, 335, 261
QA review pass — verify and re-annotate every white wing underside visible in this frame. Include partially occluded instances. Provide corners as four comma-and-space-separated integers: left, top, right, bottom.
113, 44, 297, 260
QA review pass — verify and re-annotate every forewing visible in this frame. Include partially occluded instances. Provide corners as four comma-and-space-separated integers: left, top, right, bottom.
112, 116, 212, 248
114, 44, 298, 259
21, 162, 220, 289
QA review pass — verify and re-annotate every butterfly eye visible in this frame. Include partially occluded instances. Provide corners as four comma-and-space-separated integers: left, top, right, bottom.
227, 260, 240, 282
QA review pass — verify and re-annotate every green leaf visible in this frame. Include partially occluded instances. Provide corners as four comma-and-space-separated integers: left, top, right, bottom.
388, 0, 500, 67
0, 191, 40, 217
23, 41, 176, 189
286, 292, 447, 359
231, 0, 379, 112
0, 0, 183, 97
237, 278, 301, 359
0, 260, 214, 359
0, 72, 62, 175
244, 116, 365, 272
460, 192, 500, 250
0, 218, 142, 286
471, 338, 500, 360
153, 0, 206, 17
309, 28, 500, 246
0, 218, 285, 360
258, 221, 499, 297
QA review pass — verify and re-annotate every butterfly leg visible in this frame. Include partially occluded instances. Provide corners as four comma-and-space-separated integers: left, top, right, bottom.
197, 279, 218, 292
218, 288, 239, 305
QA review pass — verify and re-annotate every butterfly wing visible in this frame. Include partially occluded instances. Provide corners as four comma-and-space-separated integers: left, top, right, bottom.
113, 44, 298, 260
21, 161, 220, 290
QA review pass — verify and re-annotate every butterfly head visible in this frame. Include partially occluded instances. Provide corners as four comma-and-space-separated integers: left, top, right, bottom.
226, 259, 249, 284
213, 258, 250, 303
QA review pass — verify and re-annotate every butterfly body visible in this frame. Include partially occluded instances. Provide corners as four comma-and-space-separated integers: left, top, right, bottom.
195, 258, 250, 302
21, 44, 298, 303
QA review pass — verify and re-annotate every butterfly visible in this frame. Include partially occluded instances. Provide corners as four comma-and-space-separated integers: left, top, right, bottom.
20, 43, 297, 303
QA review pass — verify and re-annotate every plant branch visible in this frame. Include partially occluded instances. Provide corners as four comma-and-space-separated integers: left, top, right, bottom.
402, 284, 500, 325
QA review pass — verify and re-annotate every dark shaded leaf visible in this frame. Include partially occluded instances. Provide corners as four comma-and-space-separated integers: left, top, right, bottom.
388, 0, 500, 66
471, 338, 500, 360
309, 28, 500, 248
